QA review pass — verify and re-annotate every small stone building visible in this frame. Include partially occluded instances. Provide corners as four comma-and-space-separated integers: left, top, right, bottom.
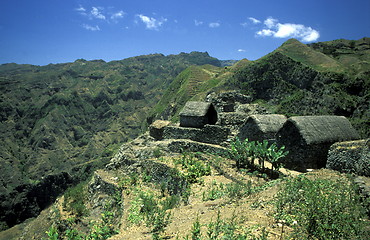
276, 115, 360, 171
179, 101, 218, 128
238, 114, 287, 142
149, 120, 171, 140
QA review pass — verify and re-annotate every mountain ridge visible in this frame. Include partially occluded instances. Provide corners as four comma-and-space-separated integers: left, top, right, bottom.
0, 38, 369, 233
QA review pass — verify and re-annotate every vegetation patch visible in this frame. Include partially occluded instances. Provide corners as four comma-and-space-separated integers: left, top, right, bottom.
275, 175, 370, 239
174, 152, 212, 183
228, 138, 288, 177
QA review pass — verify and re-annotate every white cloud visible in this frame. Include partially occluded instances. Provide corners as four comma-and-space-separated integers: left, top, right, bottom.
75, 5, 87, 17
241, 22, 248, 27
91, 7, 106, 20
76, 5, 86, 13
257, 29, 274, 36
238, 49, 246, 52
255, 17, 320, 42
82, 24, 101, 31
194, 20, 203, 26
137, 14, 167, 30
209, 22, 220, 28
264, 17, 278, 28
111, 10, 125, 20
248, 17, 261, 24
301, 29, 320, 42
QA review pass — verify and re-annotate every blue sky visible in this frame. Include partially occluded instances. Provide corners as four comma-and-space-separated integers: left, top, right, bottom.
1, 0, 369, 65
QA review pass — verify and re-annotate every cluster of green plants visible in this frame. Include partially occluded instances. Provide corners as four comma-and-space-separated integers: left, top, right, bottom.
63, 181, 89, 217
202, 180, 253, 202
174, 152, 211, 183
45, 203, 119, 240
44, 177, 122, 240
85, 206, 119, 240
228, 138, 288, 176
121, 164, 192, 240
275, 175, 370, 239
184, 211, 269, 240
128, 189, 180, 240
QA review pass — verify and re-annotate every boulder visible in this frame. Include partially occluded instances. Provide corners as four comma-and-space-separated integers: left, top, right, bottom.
218, 112, 249, 128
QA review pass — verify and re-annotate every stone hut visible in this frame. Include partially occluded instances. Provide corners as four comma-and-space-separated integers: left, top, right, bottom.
276, 115, 360, 171
149, 120, 171, 140
237, 114, 287, 142
179, 101, 218, 128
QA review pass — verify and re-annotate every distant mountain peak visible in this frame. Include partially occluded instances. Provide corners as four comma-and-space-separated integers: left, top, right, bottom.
274, 38, 344, 73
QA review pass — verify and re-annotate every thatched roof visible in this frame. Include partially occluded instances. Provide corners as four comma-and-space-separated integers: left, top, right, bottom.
247, 114, 287, 132
280, 115, 360, 145
179, 101, 217, 128
238, 114, 287, 141
179, 101, 214, 117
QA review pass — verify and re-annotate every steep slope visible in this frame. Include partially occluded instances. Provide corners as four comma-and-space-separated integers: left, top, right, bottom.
274, 38, 345, 73
149, 64, 226, 122
229, 38, 369, 137
0, 52, 221, 230
309, 37, 370, 76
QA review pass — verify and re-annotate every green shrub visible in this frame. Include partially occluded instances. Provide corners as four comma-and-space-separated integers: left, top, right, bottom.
202, 181, 225, 201
228, 137, 255, 169
275, 175, 369, 239
128, 190, 176, 239
174, 152, 211, 183
225, 181, 252, 199
185, 211, 269, 240
46, 225, 59, 240
63, 182, 88, 217
202, 181, 253, 202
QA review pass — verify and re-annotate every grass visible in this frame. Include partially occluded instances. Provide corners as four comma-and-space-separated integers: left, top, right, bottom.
184, 211, 269, 240
275, 175, 370, 239
174, 152, 211, 184
202, 180, 253, 202
63, 181, 89, 218
41, 142, 369, 240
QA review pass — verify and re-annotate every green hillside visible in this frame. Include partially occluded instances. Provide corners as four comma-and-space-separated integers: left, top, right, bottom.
149, 64, 226, 122
0, 38, 369, 232
0, 52, 221, 229
228, 38, 369, 137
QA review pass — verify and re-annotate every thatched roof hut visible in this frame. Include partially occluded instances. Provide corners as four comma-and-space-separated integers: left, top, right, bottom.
238, 114, 287, 142
179, 101, 218, 128
276, 115, 360, 171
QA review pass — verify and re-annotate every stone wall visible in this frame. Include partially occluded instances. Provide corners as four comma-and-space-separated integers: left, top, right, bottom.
327, 139, 370, 177
163, 124, 230, 145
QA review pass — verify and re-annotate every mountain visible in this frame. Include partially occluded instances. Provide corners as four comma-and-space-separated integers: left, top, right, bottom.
149, 38, 369, 138
229, 37, 369, 137
0, 38, 369, 233
0, 52, 221, 229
